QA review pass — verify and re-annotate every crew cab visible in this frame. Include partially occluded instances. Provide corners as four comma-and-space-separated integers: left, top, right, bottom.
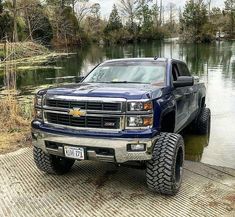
32, 58, 211, 195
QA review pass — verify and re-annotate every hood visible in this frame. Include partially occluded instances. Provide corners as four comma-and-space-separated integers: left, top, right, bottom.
45, 83, 165, 100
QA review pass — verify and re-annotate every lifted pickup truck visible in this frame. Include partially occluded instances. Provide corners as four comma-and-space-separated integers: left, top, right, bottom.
32, 58, 211, 195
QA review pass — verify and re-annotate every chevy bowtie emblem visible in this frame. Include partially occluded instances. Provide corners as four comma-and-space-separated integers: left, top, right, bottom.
68, 108, 87, 117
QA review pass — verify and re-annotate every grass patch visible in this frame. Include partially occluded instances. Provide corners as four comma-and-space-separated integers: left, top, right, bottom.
0, 49, 5, 59
0, 95, 32, 154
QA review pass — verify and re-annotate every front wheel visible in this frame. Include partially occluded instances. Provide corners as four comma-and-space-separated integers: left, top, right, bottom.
33, 147, 75, 175
146, 133, 185, 195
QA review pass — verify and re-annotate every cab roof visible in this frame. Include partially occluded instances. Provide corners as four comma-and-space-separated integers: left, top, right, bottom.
102, 58, 184, 65
103, 57, 168, 63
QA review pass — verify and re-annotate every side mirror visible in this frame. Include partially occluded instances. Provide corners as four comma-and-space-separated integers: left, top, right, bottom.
75, 76, 84, 83
173, 76, 194, 88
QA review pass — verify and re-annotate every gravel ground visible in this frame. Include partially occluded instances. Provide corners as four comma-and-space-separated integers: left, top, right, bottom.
0, 148, 234, 217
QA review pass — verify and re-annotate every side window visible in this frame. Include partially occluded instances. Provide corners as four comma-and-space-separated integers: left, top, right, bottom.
177, 63, 191, 76
172, 63, 180, 81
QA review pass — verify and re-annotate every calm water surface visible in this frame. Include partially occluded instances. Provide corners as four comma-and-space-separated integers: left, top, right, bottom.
1, 41, 235, 168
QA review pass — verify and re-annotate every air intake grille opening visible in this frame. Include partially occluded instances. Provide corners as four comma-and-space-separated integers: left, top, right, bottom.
46, 100, 121, 111
45, 112, 120, 129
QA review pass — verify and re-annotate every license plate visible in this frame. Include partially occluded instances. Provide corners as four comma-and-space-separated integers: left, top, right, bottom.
64, 146, 85, 160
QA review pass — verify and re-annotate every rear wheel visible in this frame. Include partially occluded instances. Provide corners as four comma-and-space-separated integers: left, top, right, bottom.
33, 146, 75, 175
194, 107, 211, 136
146, 133, 184, 195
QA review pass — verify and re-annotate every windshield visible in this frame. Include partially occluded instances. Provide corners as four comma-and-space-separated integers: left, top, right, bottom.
83, 61, 166, 84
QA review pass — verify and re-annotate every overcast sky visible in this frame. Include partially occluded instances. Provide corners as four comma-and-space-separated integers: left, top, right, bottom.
89, 0, 225, 18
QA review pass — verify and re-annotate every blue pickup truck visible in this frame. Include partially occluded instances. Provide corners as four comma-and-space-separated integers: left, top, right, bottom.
32, 58, 211, 195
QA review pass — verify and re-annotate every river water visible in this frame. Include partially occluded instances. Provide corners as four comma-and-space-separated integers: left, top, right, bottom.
0, 40, 235, 169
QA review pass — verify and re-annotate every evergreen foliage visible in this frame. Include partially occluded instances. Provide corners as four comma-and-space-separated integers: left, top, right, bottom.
0, 0, 234, 45
105, 4, 122, 33
180, 0, 211, 42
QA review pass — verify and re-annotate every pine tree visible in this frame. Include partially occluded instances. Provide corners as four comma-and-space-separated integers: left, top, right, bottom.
105, 4, 122, 32
180, 0, 208, 41
137, 3, 153, 37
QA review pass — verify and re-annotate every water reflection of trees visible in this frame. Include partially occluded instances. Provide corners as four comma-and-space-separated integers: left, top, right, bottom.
1, 41, 234, 92
178, 41, 233, 78
103, 41, 234, 80
4, 42, 17, 92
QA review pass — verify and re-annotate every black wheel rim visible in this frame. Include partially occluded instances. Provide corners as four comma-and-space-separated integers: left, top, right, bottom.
175, 147, 183, 185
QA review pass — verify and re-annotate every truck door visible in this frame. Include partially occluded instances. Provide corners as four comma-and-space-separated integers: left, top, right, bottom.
171, 63, 190, 132
177, 62, 199, 118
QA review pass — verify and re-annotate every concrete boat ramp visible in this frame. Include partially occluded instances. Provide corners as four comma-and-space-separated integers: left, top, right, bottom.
0, 148, 234, 217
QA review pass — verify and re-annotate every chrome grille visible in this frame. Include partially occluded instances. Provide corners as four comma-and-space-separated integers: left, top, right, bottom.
45, 112, 120, 129
46, 99, 121, 111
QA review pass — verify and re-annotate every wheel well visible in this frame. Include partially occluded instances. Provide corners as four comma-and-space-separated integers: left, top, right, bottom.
160, 110, 175, 133
201, 97, 205, 108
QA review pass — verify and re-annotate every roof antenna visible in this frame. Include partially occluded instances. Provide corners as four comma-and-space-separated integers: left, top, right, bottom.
154, 56, 158, 60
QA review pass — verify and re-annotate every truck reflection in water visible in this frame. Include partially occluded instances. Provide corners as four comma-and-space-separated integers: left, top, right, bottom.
183, 133, 209, 162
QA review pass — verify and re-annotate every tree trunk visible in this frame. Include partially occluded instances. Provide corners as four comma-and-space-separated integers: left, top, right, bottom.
12, 0, 18, 42
231, 11, 234, 34
26, 9, 33, 41
159, 0, 162, 26
72, 0, 75, 14
208, 0, 211, 20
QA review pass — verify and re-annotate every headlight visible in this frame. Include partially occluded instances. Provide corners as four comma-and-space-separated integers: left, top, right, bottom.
34, 109, 43, 120
34, 94, 44, 120
127, 116, 153, 128
128, 101, 153, 111
35, 95, 43, 107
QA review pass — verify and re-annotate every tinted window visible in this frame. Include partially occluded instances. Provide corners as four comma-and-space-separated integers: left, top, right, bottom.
177, 63, 191, 76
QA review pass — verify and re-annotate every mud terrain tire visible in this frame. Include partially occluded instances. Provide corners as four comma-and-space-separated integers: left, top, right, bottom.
195, 107, 211, 135
146, 133, 184, 195
33, 146, 75, 175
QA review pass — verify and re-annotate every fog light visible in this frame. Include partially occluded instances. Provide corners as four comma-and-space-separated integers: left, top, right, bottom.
128, 116, 143, 127
127, 116, 153, 128
127, 143, 146, 152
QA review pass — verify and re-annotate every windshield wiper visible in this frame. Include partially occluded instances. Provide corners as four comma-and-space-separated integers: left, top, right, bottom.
110, 81, 145, 84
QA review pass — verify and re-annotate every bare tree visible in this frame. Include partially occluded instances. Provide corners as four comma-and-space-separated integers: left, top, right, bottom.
118, 0, 139, 27
90, 3, 101, 20
152, 1, 159, 27
205, 0, 212, 20
12, 0, 18, 42
70, 0, 89, 14
159, 0, 162, 26
166, 2, 176, 27
75, 1, 91, 25
19, 0, 39, 41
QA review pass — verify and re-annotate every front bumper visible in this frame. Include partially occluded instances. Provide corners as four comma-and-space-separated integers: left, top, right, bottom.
32, 128, 157, 163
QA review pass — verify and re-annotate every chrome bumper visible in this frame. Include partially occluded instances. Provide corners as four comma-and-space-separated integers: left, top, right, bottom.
32, 129, 157, 163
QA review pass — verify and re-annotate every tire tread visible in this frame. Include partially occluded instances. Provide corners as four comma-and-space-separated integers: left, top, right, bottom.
146, 133, 184, 195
